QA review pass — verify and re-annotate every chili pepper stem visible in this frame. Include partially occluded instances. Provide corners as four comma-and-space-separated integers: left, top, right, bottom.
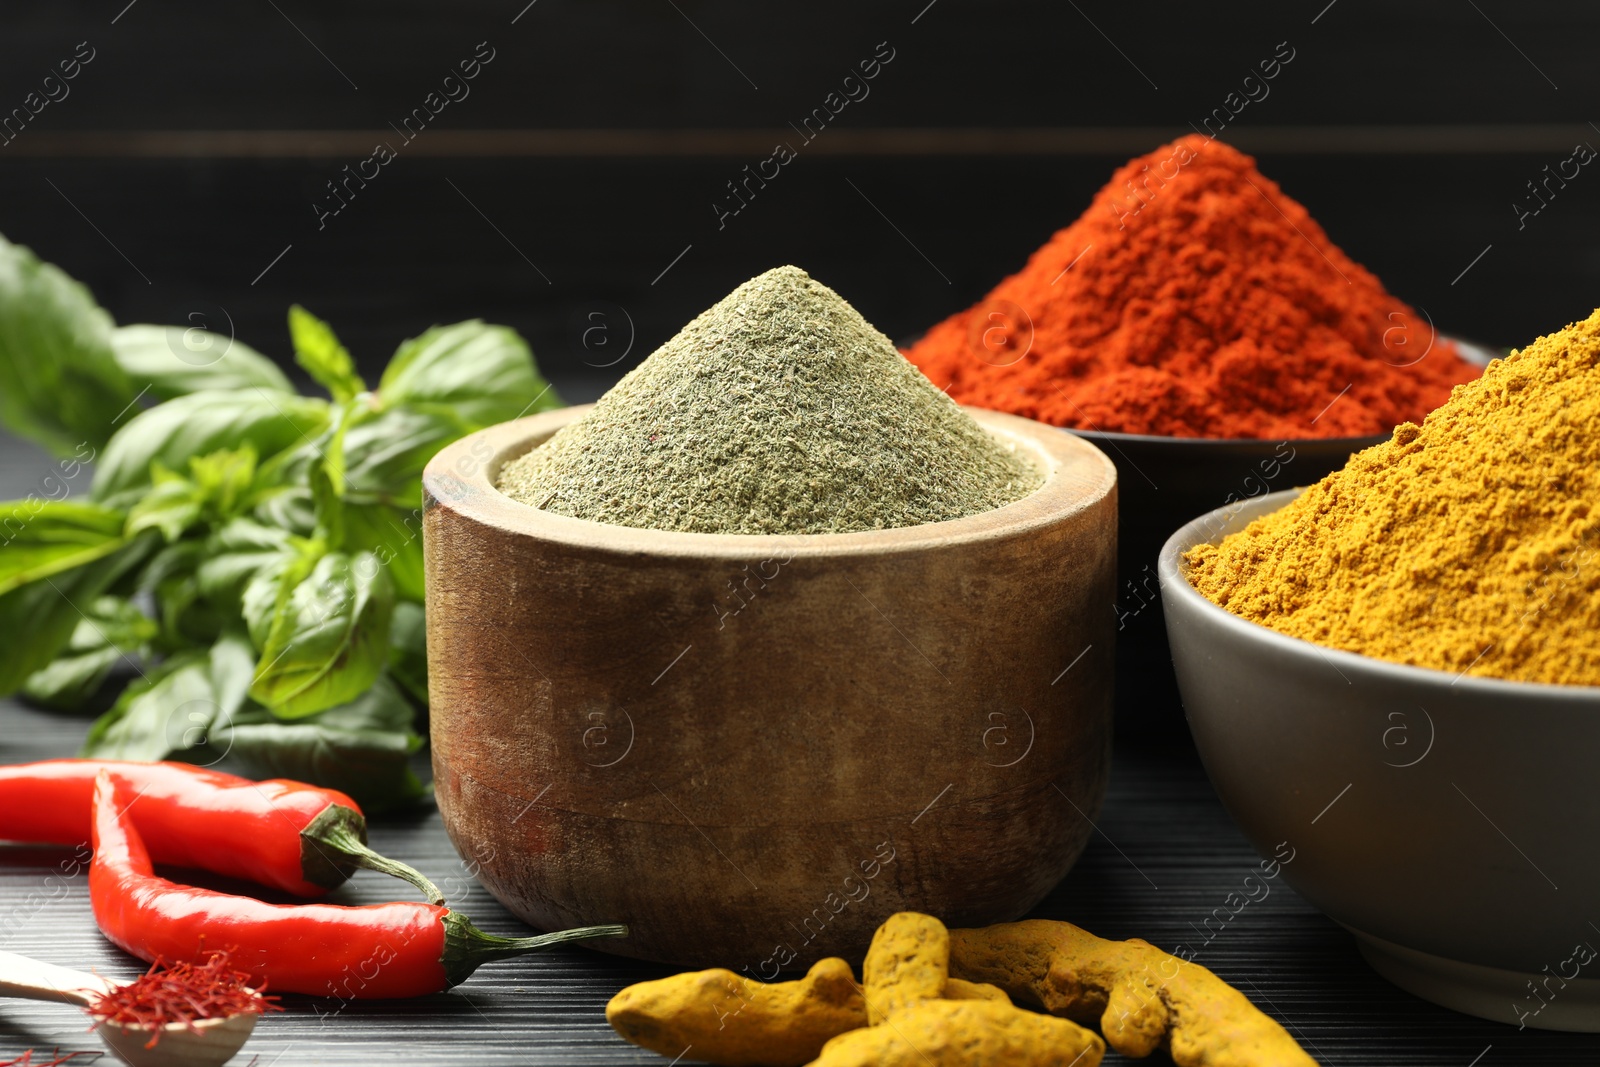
439, 913, 628, 989
299, 805, 446, 904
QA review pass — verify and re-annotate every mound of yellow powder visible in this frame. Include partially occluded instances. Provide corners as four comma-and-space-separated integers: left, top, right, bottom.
1184, 309, 1600, 686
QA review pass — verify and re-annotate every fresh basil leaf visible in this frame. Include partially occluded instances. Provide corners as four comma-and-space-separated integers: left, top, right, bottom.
21, 595, 157, 711
80, 630, 255, 761
193, 518, 294, 609
126, 447, 258, 543
92, 389, 329, 508
308, 400, 370, 550
125, 466, 205, 543
187, 446, 258, 517
343, 404, 475, 509
87, 595, 158, 649
343, 502, 425, 602
387, 600, 428, 705
0, 542, 152, 695
0, 502, 154, 694
240, 537, 323, 648
0, 500, 127, 593
134, 539, 213, 646
288, 304, 364, 403
220, 674, 425, 811
81, 651, 200, 758
155, 573, 233, 650
111, 324, 294, 400
251, 486, 317, 538
140, 539, 206, 595
0, 231, 136, 455
379, 320, 558, 428
22, 644, 126, 711
249, 549, 393, 718
329, 406, 466, 602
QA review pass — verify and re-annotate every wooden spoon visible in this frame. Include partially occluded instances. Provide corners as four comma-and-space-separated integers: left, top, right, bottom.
0, 949, 258, 1067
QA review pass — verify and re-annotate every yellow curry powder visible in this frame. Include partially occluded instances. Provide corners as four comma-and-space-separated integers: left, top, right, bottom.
1184, 310, 1600, 686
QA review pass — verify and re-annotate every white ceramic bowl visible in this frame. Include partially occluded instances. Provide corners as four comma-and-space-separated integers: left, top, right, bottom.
1161, 489, 1600, 1031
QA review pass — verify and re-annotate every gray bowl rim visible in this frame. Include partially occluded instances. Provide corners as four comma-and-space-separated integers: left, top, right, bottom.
1159, 487, 1600, 700
1068, 426, 1389, 448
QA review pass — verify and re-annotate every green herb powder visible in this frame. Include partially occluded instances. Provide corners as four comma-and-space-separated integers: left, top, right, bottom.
496, 266, 1042, 534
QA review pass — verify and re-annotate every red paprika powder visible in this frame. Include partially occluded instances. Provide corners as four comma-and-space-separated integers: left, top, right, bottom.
904, 135, 1480, 439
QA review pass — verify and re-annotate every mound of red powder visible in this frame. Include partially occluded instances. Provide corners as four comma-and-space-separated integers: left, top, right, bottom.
904, 135, 1480, 439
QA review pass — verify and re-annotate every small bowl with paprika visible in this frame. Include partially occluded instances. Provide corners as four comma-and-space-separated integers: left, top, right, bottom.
1047, 314, 1486, 729
901, 133, 1497, 738
1070, 340, 1500, 736
1158, 308, 1600, 1032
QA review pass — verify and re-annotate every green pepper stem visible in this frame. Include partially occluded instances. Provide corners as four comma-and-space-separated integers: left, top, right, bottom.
440, 912, 628, 988
300, 804, 446, 904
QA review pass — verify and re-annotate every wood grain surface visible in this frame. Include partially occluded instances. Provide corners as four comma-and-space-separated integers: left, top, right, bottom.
4, 701, 1599, 1063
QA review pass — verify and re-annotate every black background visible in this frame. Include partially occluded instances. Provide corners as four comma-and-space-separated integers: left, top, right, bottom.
1, 0, 1596, 398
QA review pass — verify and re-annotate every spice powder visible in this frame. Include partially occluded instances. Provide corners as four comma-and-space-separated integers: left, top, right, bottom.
905, 135, 1480, 439
498, 266, 1042, 534
1184, 310, 1600, 686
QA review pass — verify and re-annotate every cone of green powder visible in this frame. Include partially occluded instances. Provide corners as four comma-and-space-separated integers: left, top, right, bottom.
497, 266, 1042, 535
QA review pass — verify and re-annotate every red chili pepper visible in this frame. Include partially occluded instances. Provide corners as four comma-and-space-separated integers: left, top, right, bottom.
89, 771, 627, 998
0, 759, 440, 902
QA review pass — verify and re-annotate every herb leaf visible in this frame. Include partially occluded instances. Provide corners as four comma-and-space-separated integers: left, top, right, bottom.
344, 403, 474, 507
0, 232, 136, 455
379, 320, 559, 426
288, 305, 365, 403
0, 501, 155, 695
387, 600, 428, 705
111, 324, 294, 399
80, 629, 256, 761
92, 389, 329, 508
0, 500, 126, 593
21, 595, 158, 711
141, 539, 227, 649
0, 232, 562, 800
240, 536, 323, 648
126, 446, 258, 543
195, 518, 298, 611
343, 502, 425, 602
248, 549, 394, 718
221, 673, 426, 811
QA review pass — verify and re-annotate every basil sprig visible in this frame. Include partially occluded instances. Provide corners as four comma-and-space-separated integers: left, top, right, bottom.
0, 234, 560, 808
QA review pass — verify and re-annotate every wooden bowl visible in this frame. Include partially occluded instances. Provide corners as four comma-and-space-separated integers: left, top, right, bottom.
422, 405, 1117, 968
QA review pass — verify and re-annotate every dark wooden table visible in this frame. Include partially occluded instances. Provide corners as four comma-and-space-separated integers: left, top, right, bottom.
0, 432, 1594, 1065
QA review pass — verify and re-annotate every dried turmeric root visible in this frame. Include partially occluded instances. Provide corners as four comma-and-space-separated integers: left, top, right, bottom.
948, 920, 1318, 1067
862, 911, 950, 1024
943, 977, 1009, 1003
807, 999, 1105, 1067
606, 957, 866, 1067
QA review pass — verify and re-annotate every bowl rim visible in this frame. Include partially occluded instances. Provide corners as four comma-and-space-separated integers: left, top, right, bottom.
1069, 426, 1390, 448
1158, 487, 1600, 699
422, 403, 1118, 558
